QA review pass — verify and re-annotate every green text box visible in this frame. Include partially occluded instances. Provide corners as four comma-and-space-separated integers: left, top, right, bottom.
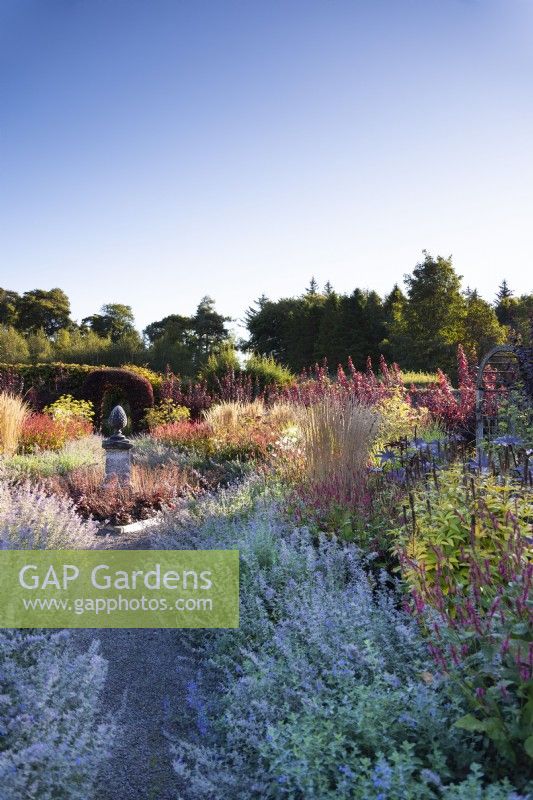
0, 550, 239, 628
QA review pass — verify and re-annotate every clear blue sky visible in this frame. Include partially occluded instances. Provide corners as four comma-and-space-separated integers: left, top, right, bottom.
1, 0, 532, 336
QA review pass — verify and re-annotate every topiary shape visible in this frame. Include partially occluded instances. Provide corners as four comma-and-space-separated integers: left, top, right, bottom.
82, 368, 154, 432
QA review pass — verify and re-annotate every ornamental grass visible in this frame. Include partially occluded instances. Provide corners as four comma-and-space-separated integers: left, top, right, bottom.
299, 396, 379, 503
204, 400, 265, 437
0, 392, 29, 457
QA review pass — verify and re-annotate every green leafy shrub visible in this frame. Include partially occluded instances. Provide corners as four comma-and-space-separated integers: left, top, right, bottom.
401, 370, 438, 389
199, 345, 240, 388
394, 465, 532, 594
409, 535, 532, 768
44, 393, 94, 422
244, 353, 294, 390
374, 388, 431, 455
199, 352, 294, 394
396, 464, 532, 768
144, 398, 190, 430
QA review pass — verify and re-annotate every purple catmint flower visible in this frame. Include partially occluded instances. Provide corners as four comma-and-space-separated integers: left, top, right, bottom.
372, 759, 393, 790
0, 480, 97, 549
186, 679, 209, 737
492, 435, 524, 447
338, 765, 354, 778
378, 449, 397, 464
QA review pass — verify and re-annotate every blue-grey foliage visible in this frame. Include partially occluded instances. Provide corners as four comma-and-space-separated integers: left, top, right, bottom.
0, 630, 114, 800
164, 484, 530, 799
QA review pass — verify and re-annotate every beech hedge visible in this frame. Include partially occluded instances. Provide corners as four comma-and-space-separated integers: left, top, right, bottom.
0, 363, 155, 431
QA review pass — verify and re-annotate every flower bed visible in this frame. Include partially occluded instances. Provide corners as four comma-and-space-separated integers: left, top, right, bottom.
160, 482, 530, 798
0, 480, 98, 549
1, 361, 531, 794
20, 413, 92, 452
44, 462, 197, 526
0, 630, 114, 800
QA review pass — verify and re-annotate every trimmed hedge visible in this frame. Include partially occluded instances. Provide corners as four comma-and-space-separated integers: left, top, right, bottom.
0, 363, 97, 409
82, 368, 154, 432
122, 363, 164, 395
0, 362, 161, 412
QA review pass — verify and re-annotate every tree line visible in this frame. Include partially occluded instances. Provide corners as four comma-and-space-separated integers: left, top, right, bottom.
0, 293, 229, 374
1, 252, 532, 376
246, 255, 532, 374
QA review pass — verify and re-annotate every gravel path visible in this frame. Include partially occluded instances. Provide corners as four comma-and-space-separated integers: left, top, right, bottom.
73, 527, 197, 800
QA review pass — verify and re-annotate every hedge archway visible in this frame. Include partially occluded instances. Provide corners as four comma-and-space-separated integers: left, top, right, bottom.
82, 368, 154, 432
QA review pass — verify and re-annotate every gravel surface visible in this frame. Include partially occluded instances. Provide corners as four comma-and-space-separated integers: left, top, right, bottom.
73, 528, 197, 800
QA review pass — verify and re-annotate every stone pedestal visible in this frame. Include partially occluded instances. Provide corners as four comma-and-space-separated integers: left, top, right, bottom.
102, 405, 133, 485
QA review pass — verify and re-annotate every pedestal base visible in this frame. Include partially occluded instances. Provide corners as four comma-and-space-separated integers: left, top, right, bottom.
103, 447, 132, 484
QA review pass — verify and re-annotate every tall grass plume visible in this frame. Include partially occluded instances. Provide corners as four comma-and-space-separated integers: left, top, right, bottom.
0, 392, 29, 456
300, 396, 379, 502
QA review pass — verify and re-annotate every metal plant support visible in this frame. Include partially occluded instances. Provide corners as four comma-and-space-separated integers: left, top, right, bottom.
475, 345, 521, 462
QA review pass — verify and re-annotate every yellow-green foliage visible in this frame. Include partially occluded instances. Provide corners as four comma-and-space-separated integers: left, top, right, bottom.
0, 393, 29, 456
122, 363, 163, 392
199, 346, 240, 384
394, 465, 532, 595
199, 351, 294, 390
401, 371, 437, 388
145, 399, 190, 430
244, 354, 294, 388
374, 390, 430, 453
44, 394, 94, 422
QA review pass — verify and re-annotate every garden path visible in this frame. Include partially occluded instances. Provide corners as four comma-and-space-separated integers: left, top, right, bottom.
73, 528, 197, 800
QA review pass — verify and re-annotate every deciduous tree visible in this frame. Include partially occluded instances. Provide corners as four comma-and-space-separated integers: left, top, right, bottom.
17, 289, 71, 336
0, 289, 20, 328
460, 294, 506, 359
82, 303, 138, 343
